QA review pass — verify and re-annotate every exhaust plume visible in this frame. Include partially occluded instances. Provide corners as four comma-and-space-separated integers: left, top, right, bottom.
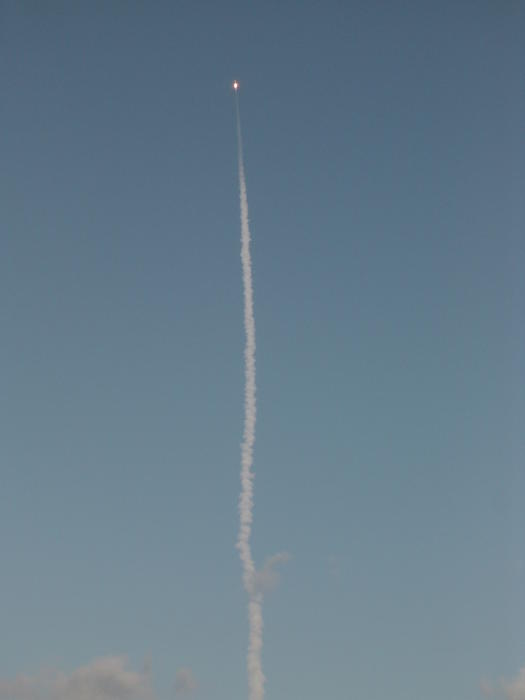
235, 92, 265, 700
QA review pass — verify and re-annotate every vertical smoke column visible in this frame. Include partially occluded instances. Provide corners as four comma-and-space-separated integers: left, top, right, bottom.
235, 87, 265, 700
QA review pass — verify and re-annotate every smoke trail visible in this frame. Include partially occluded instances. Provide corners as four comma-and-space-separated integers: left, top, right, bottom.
235, 92, 265, 700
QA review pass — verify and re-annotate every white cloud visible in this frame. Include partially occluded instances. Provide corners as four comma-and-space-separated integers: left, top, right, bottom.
480, 678, 495, 696
253, 552, 290, 596
501, 667, 525, 700
0, 657, 153, 700
482, 665, 525, 700
174, 668, 198, 696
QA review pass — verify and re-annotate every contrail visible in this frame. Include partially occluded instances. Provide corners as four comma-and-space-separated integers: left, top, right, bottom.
234, 87, 265, 700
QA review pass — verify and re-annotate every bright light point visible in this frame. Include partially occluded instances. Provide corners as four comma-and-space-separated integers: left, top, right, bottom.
233, 81, 239, 91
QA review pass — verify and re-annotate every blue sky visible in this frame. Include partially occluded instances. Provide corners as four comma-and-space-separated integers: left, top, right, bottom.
0, 2, 524, 699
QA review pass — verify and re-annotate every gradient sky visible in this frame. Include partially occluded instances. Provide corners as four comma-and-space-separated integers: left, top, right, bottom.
1, 2, 524, 699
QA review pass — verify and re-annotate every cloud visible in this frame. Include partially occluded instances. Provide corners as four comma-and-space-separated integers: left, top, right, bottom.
0, 657, 153, 700
253, 552, 290, 596
501, 666, 525, 700
174, 668, 198, 696
480, 678, 495, 696
482, 665, 525, 700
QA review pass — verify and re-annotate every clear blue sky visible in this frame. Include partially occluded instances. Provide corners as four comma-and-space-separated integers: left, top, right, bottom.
0, 2, 523, 699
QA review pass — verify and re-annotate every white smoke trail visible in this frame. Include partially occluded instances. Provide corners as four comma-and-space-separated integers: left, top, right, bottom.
235, 93, 265, 700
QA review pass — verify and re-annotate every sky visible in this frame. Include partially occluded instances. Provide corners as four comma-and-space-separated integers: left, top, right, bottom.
0, 1, 524, 699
